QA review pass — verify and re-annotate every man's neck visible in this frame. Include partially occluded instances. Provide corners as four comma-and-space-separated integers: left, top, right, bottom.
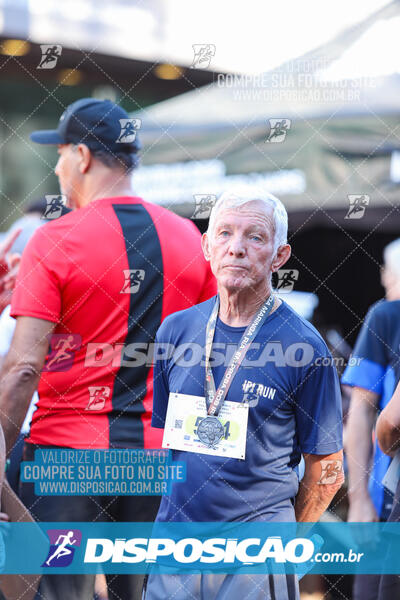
386, 285, 400, 302
218, 286, 279, 327
78, 172, 134, 208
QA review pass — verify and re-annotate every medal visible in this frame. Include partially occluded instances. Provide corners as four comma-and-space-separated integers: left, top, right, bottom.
196, 416, 225, 449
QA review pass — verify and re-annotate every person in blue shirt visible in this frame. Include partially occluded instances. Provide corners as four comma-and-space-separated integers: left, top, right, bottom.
144, 189, 344, 600
342, 238, 400, 600
376, 378, 400, 599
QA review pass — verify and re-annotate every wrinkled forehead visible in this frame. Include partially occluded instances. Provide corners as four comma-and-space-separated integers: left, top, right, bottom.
214, 199, 274, 229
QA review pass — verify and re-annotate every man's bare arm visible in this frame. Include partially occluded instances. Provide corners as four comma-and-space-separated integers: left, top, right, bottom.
376, 380, 400, 456
346, 386, 379, 521
0, 316, 55, 455
295, 451, 344, 522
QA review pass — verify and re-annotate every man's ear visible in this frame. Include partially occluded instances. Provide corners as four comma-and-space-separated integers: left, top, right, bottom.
201, 233, 210, 261
271, 244, 291, 272
76, 144, 92, 174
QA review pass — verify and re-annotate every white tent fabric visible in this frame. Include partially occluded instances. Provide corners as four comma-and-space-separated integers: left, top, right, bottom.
132, 1, 400, 225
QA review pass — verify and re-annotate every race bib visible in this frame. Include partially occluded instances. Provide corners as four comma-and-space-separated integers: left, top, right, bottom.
162, 392, 248, 459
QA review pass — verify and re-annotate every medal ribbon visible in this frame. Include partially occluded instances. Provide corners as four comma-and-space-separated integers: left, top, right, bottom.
204, 294, 275, 416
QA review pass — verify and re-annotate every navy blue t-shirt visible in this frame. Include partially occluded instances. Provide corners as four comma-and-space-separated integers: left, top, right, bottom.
342, 300, 400, 519
152, 297, 343, 522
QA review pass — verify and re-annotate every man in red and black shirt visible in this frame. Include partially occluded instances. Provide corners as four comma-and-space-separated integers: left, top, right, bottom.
0, 98, 216, 600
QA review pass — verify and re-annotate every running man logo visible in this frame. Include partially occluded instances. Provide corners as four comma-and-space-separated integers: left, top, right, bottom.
345, 195, 370, 219
190, 44, 216, 69
43, 334, 82, 372
318, 460, 343, 485
192, 194, 217, 219
275, 269, 299, 293
86, 386, 111, 411
42, 529, 81, 567
43, 195, 67, 220
116, 119, 141, 143
120, 269, 145, 294
37, 45, 62, 69
265, 119, 291, 143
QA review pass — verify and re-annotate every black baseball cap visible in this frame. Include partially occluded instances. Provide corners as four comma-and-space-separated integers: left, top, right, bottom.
30, 98, 140, 154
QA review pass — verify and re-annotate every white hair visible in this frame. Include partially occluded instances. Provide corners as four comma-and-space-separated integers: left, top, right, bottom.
384, 238, 400, 279
207, 187, 288, 254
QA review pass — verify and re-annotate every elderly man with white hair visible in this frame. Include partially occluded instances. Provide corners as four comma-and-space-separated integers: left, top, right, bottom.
343, 237, 400, 600
145, 190, 343, 600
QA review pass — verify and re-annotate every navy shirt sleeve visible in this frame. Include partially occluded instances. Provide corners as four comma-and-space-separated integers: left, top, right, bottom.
341, 302, 387, 394
151, 321, 172, 429
295, 344, 343, 455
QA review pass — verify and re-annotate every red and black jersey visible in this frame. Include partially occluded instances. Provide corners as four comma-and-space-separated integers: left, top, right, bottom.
11, 197, 216, 449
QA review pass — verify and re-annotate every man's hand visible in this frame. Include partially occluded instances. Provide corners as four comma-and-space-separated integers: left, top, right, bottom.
377, 379, 400, 456
347, 495, 378, 522
295, 451, 344, 522
0, 229, 22, 293
3, 253, 21, 291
